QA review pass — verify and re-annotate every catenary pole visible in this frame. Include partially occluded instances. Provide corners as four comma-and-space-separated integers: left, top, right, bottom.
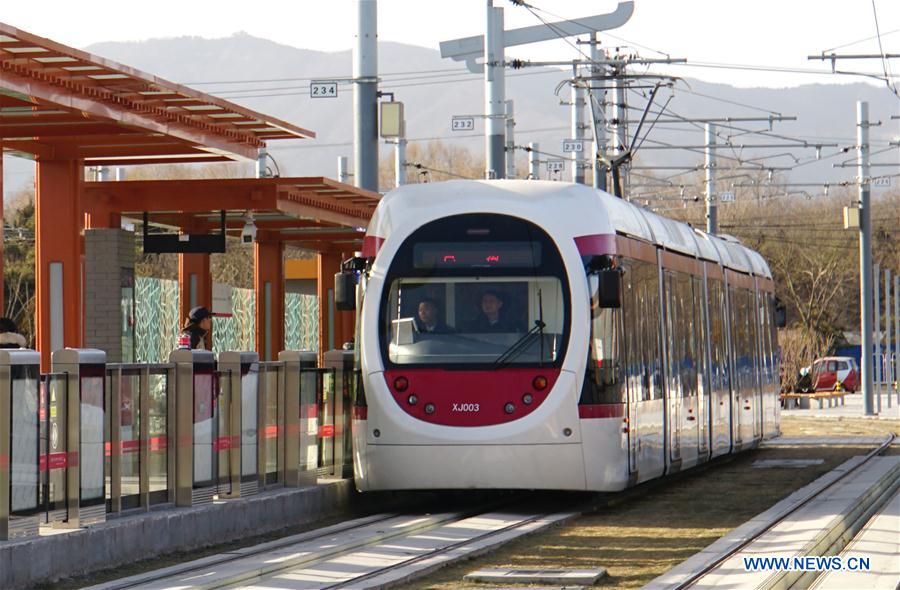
528, 142, 540, 179
571, 63, 586, 184
859, 102, 875, 415
505, 100, 516, 179
875, 263, 882, 413
705, 123, 717, 234
394, 138, 407, 188
589, 33, 607, 191
485, 1, 506, 179
337, 156, 350, 185
895, 275, 899, 406
886, 269, 892, 409
354, 0, 379, 191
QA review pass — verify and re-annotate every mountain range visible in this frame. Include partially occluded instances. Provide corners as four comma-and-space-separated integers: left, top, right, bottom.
4, 33, 898, 199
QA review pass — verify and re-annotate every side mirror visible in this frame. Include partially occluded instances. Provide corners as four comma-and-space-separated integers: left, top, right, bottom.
597, 269, 622, 308
774, 298, 787, 328
334, 271, 358, 311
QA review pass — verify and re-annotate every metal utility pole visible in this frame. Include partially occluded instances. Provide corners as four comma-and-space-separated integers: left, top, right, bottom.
705, 123, 717, 234
256, 147, 267, 178
353, 0, 379, 191
887, 269, 892, 409
528, 142, 540, 179
609, 62, 629, 197
571, 63, 586, 184
858, 101, 875, 416
875, 263, 882, 413
485, 0, 506, 179
895, 275, 899, 406
337, 156, 351, 184
394, 137, 407, 188
505, 100, 516, 179
589, 33, 607, 191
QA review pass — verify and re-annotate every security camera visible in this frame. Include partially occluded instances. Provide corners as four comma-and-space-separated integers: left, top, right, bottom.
240, 218, 257, 245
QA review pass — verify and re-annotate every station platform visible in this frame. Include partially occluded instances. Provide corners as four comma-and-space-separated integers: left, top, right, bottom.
644, 447, 900, 590
0, 480, 354, 590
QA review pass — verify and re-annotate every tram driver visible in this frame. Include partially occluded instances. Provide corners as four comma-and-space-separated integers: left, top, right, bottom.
415, 298, 453, 334
466, 290, 524, 333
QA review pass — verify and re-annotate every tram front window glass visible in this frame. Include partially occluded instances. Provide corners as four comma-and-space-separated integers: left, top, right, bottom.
384, 277, 565, 365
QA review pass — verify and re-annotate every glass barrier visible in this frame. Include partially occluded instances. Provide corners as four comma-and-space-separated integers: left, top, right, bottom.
10, 365, 40, 518
148, 370, 169, 504
40, 373, 68, 523
262, 365, 279, 485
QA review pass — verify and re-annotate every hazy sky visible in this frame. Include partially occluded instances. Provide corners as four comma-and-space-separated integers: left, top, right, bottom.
3, 0, 900, 88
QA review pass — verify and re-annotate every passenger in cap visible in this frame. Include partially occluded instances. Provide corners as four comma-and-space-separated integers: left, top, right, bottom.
0, 316, 27, 349
181, 306, 212, 350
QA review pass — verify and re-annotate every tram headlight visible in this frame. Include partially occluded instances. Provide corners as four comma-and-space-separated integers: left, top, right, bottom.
504, 402, 516, 414
394, 376, 409, 392
407, 394, 418, 406
522, 393, 533, 405
424, 403, 436, 414
532, 376, 548, 391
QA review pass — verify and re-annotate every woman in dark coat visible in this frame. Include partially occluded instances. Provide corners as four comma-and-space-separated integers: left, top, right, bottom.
180, 306, 212, 350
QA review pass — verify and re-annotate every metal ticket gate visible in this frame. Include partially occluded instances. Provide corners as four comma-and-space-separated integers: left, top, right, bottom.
322, 350, 354, 479
170, 349, 226, 507
0, 350, 41, 540
50, 349, 108, 527
217, 352, 260, 498
279, 351, 319, 487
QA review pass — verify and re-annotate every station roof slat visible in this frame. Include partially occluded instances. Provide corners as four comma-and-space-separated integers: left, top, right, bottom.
83, 177, 380, 252
0, 22, 315, 163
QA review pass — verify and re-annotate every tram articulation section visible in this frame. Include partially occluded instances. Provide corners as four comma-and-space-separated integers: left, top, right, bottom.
0, 346, 356, 543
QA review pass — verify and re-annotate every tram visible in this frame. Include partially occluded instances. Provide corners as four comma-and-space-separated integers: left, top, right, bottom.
340, 180, 781, 491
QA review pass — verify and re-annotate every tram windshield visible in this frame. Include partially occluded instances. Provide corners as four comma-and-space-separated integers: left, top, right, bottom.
384, 277, 565, 365
379, 213, 570, 368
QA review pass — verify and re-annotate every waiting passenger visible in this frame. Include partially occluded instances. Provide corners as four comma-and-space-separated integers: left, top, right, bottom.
180, 306, 212, 350
467, 291, 522, 333
415, 298, 453, 334
0, 317, 26, 349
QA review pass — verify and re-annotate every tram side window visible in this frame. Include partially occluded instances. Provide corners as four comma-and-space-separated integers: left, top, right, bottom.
694, 276, 709, 399
584, 267, 624, 404
640, 261, 663, 400
708, 279, 728, 394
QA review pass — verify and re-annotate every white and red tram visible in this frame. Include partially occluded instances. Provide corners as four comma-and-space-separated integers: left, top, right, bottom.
344, 180, 780, 491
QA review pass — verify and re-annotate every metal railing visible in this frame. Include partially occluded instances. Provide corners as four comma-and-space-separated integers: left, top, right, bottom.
2, 349, 353, 540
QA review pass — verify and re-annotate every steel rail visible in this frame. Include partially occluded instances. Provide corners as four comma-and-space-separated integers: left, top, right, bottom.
672, 433, 897, 590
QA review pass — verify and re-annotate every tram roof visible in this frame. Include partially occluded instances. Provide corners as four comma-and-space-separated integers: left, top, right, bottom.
369, 180, 772, 280
0, 23, 314, 164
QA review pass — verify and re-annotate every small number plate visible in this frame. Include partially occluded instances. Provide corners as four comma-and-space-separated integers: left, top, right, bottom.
451, 117, 475, 131
310, 82, 338, 98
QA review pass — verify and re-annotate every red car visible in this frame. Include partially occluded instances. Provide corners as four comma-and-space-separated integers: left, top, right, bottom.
807, 356, 860, 393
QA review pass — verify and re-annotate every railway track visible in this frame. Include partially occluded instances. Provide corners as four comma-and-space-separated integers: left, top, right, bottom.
89, 449, 748, 590
86, 495, 579, 590
669, 433, 898, 590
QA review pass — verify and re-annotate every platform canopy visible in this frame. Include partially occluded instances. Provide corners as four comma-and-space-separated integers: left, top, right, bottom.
0, 22, 314, 164
83, 176, 380, 252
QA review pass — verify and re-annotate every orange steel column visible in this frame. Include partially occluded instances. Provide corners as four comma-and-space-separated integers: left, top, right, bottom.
254, 240, 284, 361
317, 252, 355, 363
178, 253, 212, 338
0, 150, 4, 315
35, 159, 84, 369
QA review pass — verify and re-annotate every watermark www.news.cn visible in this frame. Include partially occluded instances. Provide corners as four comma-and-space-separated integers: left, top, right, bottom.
743, 556, 871, 572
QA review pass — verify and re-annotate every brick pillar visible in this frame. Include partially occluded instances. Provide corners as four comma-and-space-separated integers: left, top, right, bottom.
83, 229, 136, 362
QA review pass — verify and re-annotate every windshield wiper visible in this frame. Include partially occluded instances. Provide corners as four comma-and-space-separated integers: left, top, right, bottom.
492, 289, 545, 369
